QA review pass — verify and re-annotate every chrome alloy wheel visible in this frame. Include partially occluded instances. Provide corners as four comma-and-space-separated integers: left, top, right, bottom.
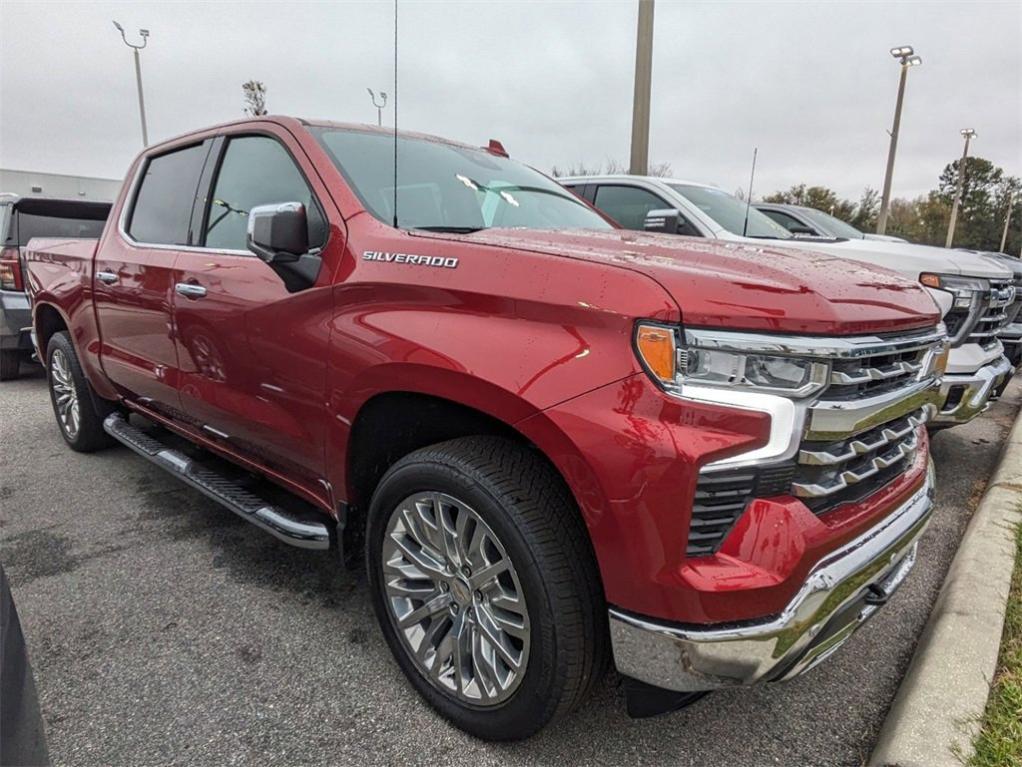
50, 348, 80, 440
381, 492, 531, 706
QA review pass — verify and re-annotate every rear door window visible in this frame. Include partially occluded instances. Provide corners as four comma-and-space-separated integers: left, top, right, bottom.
202, 136, 327, 252
127, 142, 210, 245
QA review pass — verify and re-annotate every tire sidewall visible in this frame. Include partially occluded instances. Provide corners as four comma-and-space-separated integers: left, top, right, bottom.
367, 457, 565, 741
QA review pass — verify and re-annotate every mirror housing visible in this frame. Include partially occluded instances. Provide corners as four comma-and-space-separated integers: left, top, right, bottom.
644, 208, 683, 234
247, 202, 308, 264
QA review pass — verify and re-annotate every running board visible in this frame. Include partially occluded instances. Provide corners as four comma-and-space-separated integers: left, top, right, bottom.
103, 413, 331, 550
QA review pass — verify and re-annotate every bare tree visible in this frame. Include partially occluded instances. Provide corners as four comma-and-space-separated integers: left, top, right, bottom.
647, 161, 673, 178
242, 80, 268, 116
551, 157, 670, 178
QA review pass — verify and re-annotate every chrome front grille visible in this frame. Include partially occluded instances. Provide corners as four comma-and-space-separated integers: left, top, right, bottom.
792, 409, 927, 508
967, 279, 1014, 348
825, 346, 928, 401
686, 326, 945, 557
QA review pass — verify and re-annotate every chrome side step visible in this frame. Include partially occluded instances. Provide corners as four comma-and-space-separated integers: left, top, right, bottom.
103, 412, 331, 550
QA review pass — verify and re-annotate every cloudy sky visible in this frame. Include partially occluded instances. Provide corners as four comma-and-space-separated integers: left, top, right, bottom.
2, 1, 1019, 202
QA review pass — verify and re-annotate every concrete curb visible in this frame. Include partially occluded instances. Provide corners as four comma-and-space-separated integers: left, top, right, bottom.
869, 413, 1022, 767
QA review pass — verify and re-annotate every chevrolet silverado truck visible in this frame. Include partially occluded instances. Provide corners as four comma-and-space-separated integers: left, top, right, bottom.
564, 175, 1013, 427
25, 117, 946, 740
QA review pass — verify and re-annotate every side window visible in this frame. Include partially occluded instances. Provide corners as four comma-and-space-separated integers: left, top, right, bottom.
593, 184, 672, 231
203, 136, 326, 252
128, 143, 209, 245
761, 209, 810, 233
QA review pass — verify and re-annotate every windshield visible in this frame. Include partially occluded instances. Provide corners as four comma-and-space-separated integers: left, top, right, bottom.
313, 128, 612, 232
797, 207, 864, 240
667, 184, 792, 239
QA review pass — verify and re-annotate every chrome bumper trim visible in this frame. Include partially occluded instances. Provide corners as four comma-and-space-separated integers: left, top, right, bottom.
933, 355, 1014, 425
608, 475, 933, 692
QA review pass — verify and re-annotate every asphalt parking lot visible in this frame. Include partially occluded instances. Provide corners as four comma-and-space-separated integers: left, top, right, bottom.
1, 365, 1019, 767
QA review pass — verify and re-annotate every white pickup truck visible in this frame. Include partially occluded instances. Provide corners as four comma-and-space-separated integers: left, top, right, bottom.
563, 175, 1015, 426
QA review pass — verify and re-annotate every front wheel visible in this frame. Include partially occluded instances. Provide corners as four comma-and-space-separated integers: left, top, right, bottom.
46, 332, 116, 452
366, 437, 607, 741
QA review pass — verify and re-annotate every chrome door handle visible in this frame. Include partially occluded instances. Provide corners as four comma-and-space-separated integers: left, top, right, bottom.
96, 271, 119, 285
175, 283, 207, 299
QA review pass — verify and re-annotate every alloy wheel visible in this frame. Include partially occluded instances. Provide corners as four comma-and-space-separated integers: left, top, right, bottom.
50, 348, 80, 440
380, 491, 531, 706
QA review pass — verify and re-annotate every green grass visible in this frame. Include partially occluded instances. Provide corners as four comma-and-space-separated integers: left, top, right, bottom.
969, 519, 1022, 767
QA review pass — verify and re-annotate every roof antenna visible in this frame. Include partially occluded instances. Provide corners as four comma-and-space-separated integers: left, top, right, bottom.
392, 0, 399, 229
741, 147, 758, 238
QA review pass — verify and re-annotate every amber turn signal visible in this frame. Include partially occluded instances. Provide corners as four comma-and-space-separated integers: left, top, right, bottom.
919, 273, 941, 289
635, 324, 677, 382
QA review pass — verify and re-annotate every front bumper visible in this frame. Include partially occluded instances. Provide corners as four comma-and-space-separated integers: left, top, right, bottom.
609, 471, 934, 692
0, 289, 32, 351
933, 355, 1014, 425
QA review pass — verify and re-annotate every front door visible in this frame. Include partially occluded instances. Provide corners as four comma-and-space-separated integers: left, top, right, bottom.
172, 131, 338, 492
94, 141, 212, 414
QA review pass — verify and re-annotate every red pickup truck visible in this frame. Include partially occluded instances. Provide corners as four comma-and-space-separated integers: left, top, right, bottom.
24, 116, 947, 740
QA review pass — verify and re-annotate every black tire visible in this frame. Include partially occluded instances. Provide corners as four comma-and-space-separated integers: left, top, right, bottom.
366, 436, 608, 741
0, 349, 20, 381
46, 332, 116, 452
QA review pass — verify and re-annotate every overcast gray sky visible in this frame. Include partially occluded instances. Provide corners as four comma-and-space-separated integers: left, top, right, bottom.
2, 0, 1019, 201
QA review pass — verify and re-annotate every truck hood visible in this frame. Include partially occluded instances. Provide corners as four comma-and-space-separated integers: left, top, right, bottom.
777, 237, 1012, 281
418, 228, 940, 335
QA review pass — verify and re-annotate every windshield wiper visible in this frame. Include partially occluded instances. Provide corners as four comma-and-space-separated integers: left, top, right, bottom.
412, 225, 486, 234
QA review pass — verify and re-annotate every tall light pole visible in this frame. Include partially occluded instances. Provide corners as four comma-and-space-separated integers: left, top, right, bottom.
113, 21, 150, 147
876, 46, 922, 235
946, 129, 977, 248
367, 88, 387, 127
629, 0, 655, 175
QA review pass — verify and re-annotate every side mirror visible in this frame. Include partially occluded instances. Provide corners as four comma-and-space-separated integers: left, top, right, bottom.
247, 202, 308, 264
644, 208, 683, 234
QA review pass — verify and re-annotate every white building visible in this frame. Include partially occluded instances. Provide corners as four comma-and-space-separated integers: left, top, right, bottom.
0, 168, 122, 202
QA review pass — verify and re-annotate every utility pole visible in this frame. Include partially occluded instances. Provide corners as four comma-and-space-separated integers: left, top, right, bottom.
113, 21, 150, 147
999, 193, 1014, 253
629, 0, 655, 175
946, 129, 976, 248
367, 88, 388, 127
877, 46, 922, 234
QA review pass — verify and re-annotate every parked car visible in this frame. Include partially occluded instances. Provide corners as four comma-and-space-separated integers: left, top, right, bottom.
25, 117, 946, 740
0, 195, 110, 380
754, 201, 905, 242
563, 175, 1014, 428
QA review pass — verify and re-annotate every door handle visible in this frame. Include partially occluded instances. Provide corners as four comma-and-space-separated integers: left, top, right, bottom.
175, 283, 207, 299
96, 271, 119, 285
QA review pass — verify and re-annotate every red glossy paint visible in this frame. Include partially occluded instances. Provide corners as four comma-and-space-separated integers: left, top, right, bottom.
24, 117, 941, 627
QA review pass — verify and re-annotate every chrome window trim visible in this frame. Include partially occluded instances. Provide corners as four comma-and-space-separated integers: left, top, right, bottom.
118, 131, 329, 258
116, 154, 252, 257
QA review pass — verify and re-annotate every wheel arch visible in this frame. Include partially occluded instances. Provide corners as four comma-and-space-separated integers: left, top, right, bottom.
340, 387, 609, 597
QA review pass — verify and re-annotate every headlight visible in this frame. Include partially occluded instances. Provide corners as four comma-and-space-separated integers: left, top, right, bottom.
635, 323, 830, 398
919, 273, 989, 309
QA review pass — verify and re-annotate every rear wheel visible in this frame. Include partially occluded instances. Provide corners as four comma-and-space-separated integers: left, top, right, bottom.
0, 349, 20, 381
366, 436, 607, 741
46, 332, 116, 452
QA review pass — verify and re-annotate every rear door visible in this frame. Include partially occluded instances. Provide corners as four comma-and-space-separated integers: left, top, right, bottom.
95, 141, 212, 414
172, 129, 337, 491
